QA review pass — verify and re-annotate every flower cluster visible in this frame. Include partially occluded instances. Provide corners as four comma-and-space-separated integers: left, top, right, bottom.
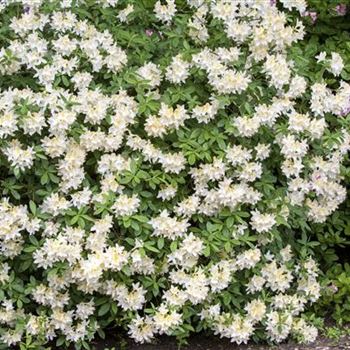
0, 0, 349, 348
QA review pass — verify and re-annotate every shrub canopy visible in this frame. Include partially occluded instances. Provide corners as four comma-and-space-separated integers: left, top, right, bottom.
0, 0, 349, 349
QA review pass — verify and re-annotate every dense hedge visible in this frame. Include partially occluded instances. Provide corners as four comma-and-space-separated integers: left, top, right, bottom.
0, 1, 349, 349
301, 0, 350, 325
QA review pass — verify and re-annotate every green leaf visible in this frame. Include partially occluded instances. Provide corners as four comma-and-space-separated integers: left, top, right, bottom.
188, 154, 196, 165
16, 299, 23, 308
29, 200, 37, 215
226, 216, 234, 228
56, 336, 65, 347
134, 215, 149, 222
170, 241, 178, 252
111, 302, 118, 314
18, 259, 32, 272
157, 237, 164, 250
70, 215, 79, 225
203, 245, 210, 257
144, 242, 160, 253
29, 235, 39, 246
98, 303, 110, 317
23, 246, 37, 253
62, 75, 70, 87
40, 172, 49, 185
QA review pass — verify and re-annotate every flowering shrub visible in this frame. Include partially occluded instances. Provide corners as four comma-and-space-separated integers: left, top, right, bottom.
0, 0, 349, 349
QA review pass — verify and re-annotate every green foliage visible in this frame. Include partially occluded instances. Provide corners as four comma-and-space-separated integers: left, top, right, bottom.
0, 0, 349, 348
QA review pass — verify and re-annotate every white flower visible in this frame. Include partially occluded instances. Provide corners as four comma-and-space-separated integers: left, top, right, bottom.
264, 54, 291, 89
154, 0, 176, 24
71, 188, 92, 208
41, 193, 70, 216
255, 144, 270, 160
26, 218, 41, 234
262, 261, 293, 292
75, 301, 95, 320
117, 4, 134, 22
250, 211, 276, 233
165, 55, 191, 84
234, 116, 260, 137
157, 185, 177, 200
209, 261, 232, 292
316, 51, 326, 63
329, 52, 344, 76
293, 319, 318, 343
153, 304, 182, 334
112, 194, 140, 217
3, 140, 35, 170
137, 62, 162, 88
226, 145, 252, 166
245, 299, 266, 323
246, 275, 265, 294
128, 315, 155, 343
192, 98, 219, 123
0, 111, 17, 138
266, 311, 293, 343
149, 210, 189, 239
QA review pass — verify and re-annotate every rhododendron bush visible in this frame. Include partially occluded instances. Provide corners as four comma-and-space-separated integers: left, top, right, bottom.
0, 0, 349, 349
